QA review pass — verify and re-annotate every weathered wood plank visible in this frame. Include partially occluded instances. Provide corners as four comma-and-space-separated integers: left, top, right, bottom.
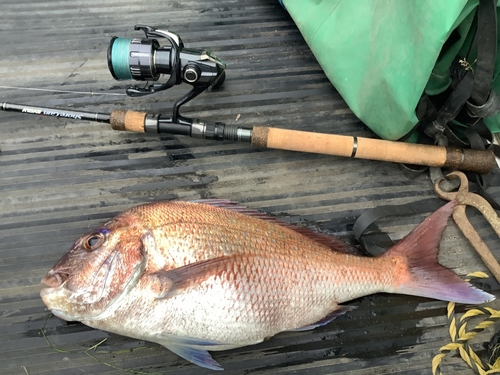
1, 1, 499, 374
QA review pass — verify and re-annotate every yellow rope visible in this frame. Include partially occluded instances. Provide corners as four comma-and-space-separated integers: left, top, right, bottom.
432, 272, 500, 375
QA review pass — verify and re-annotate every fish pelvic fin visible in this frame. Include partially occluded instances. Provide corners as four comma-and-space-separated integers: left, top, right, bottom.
165, 344, 223, 371
158, 333, 224, 371
382, 200, 495, 305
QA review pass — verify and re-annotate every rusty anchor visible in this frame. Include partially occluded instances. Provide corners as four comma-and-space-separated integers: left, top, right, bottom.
434, 171, 500, 282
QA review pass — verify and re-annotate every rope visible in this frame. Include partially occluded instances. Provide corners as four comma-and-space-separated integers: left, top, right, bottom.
432, 272, 500, 375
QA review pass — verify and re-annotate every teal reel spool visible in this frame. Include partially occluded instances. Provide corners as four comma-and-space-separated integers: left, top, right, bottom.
107, 37, 133, 80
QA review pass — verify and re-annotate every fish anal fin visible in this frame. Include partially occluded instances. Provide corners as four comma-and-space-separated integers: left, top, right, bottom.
290, 305, 357, 332
191, 199, 360, 255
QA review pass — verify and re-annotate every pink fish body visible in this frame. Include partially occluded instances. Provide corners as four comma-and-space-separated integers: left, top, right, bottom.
40, 200, 494, 370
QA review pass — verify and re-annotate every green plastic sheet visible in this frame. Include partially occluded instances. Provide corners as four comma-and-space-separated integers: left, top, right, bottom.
282, 0, 500, 140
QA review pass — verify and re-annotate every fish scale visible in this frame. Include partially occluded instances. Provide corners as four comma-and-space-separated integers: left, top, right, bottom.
40, 199, 495, 371
86, 253, 346, 348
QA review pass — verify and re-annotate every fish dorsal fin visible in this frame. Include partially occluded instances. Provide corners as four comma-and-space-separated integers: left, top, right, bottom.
191, 199, 360, 255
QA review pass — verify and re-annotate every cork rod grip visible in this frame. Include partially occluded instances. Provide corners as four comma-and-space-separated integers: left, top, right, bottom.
109, 110, 147, 133
251, 126, 496, 174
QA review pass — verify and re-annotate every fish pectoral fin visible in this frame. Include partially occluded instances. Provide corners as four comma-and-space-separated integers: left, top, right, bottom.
289, 305, 357, 332
149, 272, 174, 299
158, 333, 225, 371
151, 255, 240, 300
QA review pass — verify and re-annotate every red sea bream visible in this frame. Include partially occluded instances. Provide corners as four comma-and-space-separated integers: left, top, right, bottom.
40, 199, 494, 370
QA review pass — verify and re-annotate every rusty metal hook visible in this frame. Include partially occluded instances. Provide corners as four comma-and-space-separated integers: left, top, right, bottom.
434, 171, 500, 283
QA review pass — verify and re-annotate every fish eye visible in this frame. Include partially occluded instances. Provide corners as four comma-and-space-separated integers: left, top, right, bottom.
83, 232, 106, 251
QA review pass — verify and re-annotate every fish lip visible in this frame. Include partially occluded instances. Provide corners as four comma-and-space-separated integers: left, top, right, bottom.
41, 272, 68, 288
40, 273, 68, 300
41, 274, 60, 288
40, 286, 57, 299
50, 309, 79, 322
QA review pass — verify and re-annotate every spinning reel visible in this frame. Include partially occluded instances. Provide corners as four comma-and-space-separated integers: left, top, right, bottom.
107, 25, 226, 123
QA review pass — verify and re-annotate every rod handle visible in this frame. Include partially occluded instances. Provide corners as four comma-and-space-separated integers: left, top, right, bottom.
109, 109, 146, 133
251, 126, 496, 174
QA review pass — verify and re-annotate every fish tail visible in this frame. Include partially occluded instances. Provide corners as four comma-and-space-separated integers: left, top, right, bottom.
383, 200, 494, 304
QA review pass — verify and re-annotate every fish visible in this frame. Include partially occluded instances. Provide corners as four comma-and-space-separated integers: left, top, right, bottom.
40, 199, 494, 371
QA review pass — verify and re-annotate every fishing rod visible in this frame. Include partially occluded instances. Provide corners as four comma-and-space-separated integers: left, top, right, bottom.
3, 101, 495, 174
0, 25, 496, 174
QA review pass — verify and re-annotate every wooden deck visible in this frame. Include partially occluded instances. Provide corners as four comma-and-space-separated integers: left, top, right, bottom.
1, 1, 500, 374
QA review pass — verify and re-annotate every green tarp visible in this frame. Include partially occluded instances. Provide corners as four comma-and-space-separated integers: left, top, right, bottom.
282, 0, 500, 140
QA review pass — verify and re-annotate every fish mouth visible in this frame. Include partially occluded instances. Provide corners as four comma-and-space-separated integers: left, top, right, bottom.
42, 275, 60, 288
40, 274, 64, 299
40, 272, 70, 300
40, 286, 56, 299
40, 273, 73, 317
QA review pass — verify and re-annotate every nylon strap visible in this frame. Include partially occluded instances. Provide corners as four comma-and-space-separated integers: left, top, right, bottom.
353, 198, 445, 256
469, 0, 498, 106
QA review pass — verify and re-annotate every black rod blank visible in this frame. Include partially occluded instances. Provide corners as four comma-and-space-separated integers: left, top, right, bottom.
1, 102, 111, 123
